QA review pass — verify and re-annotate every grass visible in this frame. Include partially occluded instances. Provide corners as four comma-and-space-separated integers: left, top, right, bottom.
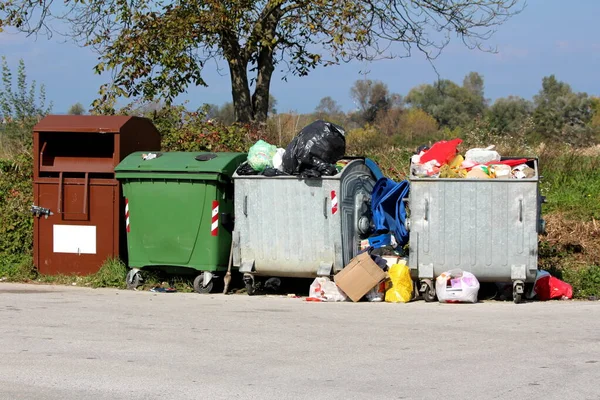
539, 149, 600, 221
0, 254, 36, 282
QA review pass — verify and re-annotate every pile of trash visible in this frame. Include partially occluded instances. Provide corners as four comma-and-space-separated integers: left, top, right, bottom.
410, 138, 536, 179
236, 120, 347, 178
305, 251, 573, 304
306, 249, 415, 304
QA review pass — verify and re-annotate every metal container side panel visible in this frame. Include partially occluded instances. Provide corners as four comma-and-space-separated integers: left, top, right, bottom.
233, 176, 342, 278
122, 178, 229, 271
117, 118, 162, 163
34, 180, 118, 275
409, 180, 539, 283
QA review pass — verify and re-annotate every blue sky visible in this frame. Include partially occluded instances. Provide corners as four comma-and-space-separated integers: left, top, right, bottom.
1, 0, 599, 114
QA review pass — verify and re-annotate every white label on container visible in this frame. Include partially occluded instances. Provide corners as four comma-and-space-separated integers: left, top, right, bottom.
53, 225, 97, 254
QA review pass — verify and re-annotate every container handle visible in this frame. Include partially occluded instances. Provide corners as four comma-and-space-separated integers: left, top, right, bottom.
57, 171, 63, 214
323, 197, 328, 219
424, 199, 429, 222
56, 172, 89, 217
243, 196, 248, 217
518, 199, 523, 222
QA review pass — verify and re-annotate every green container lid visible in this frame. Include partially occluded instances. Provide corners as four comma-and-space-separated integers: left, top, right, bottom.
115, 151, 247, 180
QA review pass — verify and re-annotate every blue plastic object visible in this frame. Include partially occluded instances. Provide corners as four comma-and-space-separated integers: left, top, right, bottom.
368, 233, 392, 248
365, 158, 384, 181
370, 178, 410, 248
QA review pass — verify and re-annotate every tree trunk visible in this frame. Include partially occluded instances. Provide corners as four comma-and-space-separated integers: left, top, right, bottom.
251, 46, 275, 124
227, 57, 254, 123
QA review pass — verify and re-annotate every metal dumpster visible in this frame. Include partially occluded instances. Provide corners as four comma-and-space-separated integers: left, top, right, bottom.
407, 158, 545, 303
115, 151, 246, 293
232, 158, 382, 294
32, 115, 161, 275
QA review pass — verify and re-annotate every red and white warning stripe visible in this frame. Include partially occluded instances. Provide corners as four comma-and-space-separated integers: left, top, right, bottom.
211, 201, 219, 236
331, 190, 338, 215
125, 199, 130, 233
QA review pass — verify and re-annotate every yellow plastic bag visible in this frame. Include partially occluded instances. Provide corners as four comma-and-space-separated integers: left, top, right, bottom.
385, 263, 413, 303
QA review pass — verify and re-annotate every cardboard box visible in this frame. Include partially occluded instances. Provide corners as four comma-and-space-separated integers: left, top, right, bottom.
334, 252, 387, 302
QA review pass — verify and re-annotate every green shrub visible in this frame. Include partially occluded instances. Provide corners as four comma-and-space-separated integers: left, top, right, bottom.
88, 258, 128, 289
0, 153, 34, 256
563, 265, 600, 299
0, 254, 35, 281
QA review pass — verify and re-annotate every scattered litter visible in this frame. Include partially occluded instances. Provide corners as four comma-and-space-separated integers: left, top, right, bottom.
308, 277, 347, 302
385, 262, 413, 303
149, 287, 177, 293
435, 269, 480, 303
533, 271, 573, 300
334, 252, 387, 302
142, 153, 158, 161
366, 282, 386, 302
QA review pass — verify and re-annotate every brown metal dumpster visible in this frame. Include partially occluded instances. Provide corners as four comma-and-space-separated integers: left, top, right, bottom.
32, 115, 161, 275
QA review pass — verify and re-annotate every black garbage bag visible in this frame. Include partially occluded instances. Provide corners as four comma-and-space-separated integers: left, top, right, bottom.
262, 167, 288, 177
282, 120, 346, 177
236, 162, 260, 176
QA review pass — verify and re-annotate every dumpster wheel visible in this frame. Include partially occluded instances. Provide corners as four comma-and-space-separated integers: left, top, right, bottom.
420, 279, 437, 302
513, 280, 524, 304
193, 273, 214, 294
244, 274, 256, 296
126, 269, 142, 290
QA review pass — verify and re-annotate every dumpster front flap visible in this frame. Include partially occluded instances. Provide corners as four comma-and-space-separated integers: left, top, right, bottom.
115, 152, 247, 180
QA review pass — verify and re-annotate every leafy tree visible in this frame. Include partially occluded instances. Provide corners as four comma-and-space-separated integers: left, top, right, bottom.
268, 94, 278, 116
68, 102, 86, 115
0, 57, 52, 149
350, 79, 401, 124
315, 96, 343, 119
405, 73, 487, 128
1, 0, 522, 123
398, 108, 439, 141
533, 75, 593, 144
487, 96, 533, 134
591, 97, 600, 129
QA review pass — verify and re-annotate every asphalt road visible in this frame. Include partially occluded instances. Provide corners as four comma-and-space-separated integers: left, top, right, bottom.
1, 283, 599, 400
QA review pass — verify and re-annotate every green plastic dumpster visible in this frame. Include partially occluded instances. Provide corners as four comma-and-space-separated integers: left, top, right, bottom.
115, 151, 246, 293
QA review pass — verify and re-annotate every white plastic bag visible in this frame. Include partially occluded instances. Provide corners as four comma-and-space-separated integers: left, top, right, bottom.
308, 277, 347, 302
272, 148, 286, 171
465, 145, 501, 165
365, 281, 386, 302
435, 269, 480, 303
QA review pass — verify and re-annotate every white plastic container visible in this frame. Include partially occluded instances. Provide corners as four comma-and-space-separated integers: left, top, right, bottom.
465, 146, 501, 164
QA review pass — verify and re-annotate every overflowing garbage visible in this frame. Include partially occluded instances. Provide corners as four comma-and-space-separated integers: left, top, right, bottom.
232, 126, 565, 304
282, 120, 346, 178
410, 139, 535, 180
236, 119, 346, 178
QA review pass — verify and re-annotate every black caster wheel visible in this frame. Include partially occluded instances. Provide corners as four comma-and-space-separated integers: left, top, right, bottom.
421, 279, 437, 302
193, 273, 215, 294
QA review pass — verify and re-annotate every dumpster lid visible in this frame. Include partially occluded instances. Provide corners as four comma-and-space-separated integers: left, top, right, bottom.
33, 115, 154, 133
115, 151, 247, 176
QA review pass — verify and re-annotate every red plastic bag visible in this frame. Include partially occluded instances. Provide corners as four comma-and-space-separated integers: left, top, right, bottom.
419, 138, 463, 165
534, 276, 573, 300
